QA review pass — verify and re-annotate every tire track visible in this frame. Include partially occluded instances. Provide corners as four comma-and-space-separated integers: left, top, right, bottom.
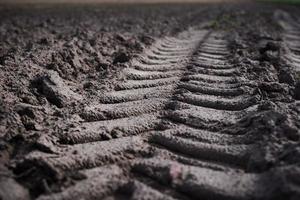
275, 10, 300, 72
17, 29, 273, 199
142, 33, 260, 171
131, 33, 277, 200
133, 159, 277, 200
17, 29, 210, 199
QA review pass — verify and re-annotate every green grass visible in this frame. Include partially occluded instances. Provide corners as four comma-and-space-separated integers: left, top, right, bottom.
258, 0, 300, 4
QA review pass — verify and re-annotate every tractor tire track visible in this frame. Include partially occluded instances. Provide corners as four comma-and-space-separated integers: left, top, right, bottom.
16, 29, 281, 200
274, 10, 300, 72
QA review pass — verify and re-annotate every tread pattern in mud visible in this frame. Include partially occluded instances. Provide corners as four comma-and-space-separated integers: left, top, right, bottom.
17, 29, 277, 200
131, 32, 268, 200
275, 10, 300, 72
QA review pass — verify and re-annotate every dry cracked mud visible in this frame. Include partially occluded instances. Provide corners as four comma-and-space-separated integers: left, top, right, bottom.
0, 2, 300, 200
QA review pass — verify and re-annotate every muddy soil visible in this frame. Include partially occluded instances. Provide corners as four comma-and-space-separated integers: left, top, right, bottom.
0, 2, 300, 200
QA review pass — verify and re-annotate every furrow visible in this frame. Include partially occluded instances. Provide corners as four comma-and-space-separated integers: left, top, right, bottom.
183, 74, 238, 84
286, 53, 300, 62
156, 126, 255, 145
274, 10, 300, 72
197, 52, 228, 59
133, 159, 277, 200
163, 35, 204, 43
194, 57, 227, 65
201, 43, 227, 48
196, 48, 229, 55
149, 133, 253, 167
150, 44, 195, 52
152, 38, 198, 46
186, 80, 244, 89
138, 32, 204, 56
37, 165, 125, 200
151, 147, 233, 172
23, 136, 146, 171
189, 61, 236, 69
188, 66, 237, 76
115, 77, 180, 90
149, 35, 204, 53
99, 85, 176, 104
150, 49, 191, 56
81, 98, 168, 121
175, 93, 259, 111
137, 56, 189, 65
285, 54, 300, 72
133, 63, 186, 72
190, 61, 232, 70
166, 107, 239, 129
152, 47, 195, 54
145, 52, 189, 60
199, 46, 228, 53
143, 52, 190, 61
124, 68, 184, 80
284, 33, 300, 40
179, 82, 246, 96
61, 113, 161, 144
289, 45, 300, 53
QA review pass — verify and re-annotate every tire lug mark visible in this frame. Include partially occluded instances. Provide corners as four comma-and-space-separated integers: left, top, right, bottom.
133, 159, 279, 200
18, 29, 269, 199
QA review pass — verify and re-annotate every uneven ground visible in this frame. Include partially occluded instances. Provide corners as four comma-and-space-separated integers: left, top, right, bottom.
0, 2, 300, 200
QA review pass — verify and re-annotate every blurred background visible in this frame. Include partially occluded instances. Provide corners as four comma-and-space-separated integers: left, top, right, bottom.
0, 0, 254, 4
0, 0, 299, 4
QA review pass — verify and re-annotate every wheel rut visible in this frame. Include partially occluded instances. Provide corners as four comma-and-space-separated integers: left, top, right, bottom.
275, 10, 300, 72
17, 28, 279, 200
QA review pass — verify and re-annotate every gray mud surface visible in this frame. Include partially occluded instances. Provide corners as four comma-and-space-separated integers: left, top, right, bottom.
0, 2, 300, 200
